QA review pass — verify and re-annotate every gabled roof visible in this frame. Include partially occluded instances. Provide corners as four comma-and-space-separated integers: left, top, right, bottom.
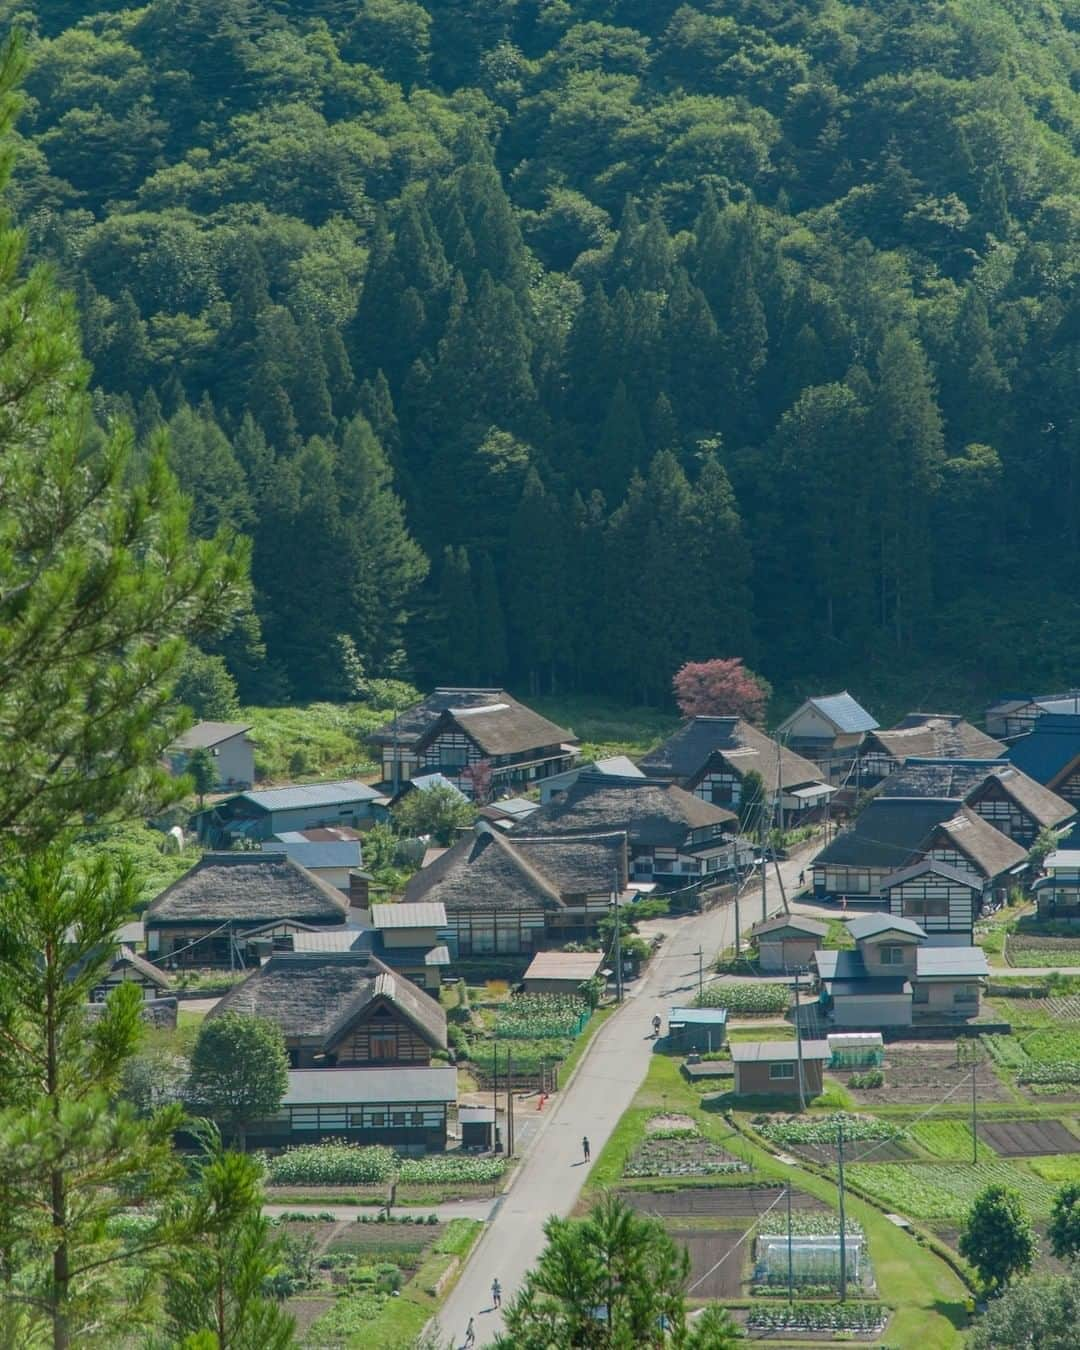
881, 859, 982, 891
261, 840, 362, 871
779, 692, 879, 736
368, 688, 510, 747
403, 825, 627, 913
814, 798, 963, 870
416, 702, 574, 758
524, 950, 605, 982
731, 1039, 831, 1063
172, 721, 252, 750
866, 716, 1005, 764
513, 774, 736, 849
750, 914, 828, 939
112, 946, 172, 989
638, 717, 825, 793
915, 946, 989, 979
1007, 714, 1080, 786
847, 913, 926, 941
813, 948, 912, 995
211, 951, 447, 1051
225, 780, 382, 814
933, 808, 1028, 879
145, 853, 349, 926
370, 902, 447, 930
877, 759, 1074, 830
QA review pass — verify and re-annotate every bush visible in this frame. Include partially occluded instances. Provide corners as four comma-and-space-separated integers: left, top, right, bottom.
849, 1069, 884, 1089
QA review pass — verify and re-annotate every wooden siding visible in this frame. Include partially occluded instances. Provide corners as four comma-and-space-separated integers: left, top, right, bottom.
328, 1001, 432, 1067
734, 1060, 823, 1097
970, 778, 1038, 844
758, 936, 819, 973
886, 876, 977, 939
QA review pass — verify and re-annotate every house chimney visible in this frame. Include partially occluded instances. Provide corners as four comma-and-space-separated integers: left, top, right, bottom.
348, 870, 371, 908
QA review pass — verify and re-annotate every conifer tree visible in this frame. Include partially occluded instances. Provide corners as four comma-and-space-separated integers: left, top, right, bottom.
474, 550, 508, 684
167, 401, 254, 539
436, 546, 478, 683
506, 471, 564, 693
595, 379, 647, 498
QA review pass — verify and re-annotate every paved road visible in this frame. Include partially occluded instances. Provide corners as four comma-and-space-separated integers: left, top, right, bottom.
432, 852, 807, 1348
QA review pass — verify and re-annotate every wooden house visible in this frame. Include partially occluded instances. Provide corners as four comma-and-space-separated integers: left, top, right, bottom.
403, 822, 628, 957
775, 693, 879, 784
368, 902, 450, 991
249, 1066, 458, 1151
168, 721, 256, 790
211, 950, 447, 1069
144, 852, 350, 966
637, 717, 834, 823
1033, 849, 1080, 919
540, 756, 645, 804
1006, 713, 1080, 809
410, 700, 576, 798
986, 692, 1080, 740
261, 826, 364, 892
192, 780, 387, 848
880, 860, 983, 945
731, 1040, 830, 1098
522, 950, 605, 994
857, 715, 1005, 787
512, 773, 742, 887
91, 946, 173, 1003
369, 687, 511, 789
750, 914, 829, 972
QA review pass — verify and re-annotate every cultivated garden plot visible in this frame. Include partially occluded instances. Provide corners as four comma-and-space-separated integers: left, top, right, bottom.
670, 1228, 749, 1299
621, 1185, 829, 1218
977, 1118, 1080, 1156
842, 1044, 1012, 1105
694, 982, 791, 1014
624, 1116, 750, 1178
845, 1161, 1057, 1220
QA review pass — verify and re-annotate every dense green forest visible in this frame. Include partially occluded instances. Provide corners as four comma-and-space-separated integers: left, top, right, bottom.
11, 0, 1080, 708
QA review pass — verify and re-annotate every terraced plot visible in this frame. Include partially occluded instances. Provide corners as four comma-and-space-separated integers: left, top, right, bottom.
977, 1119, 1080, 1156
621, 1186, 827, 1218
845, 1162, 1057, 1220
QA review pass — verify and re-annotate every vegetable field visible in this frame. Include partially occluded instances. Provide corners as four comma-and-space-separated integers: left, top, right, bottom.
1027, 1156, 1080, 1185
908, 1120, 993, 1161
263, 1144, 506, 1187
492, 993, 589, 1039
695, 982, 790, 1014
759, 1113, 903, 1147
845, 1162, 1057, 1219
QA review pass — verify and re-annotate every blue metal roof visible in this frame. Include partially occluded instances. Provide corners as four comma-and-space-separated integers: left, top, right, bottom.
240, 779, 381, 812
1006, 714, 1080, 783
669, 1006, 728, 1024
807, 692, 879, 734
261, 841, 361, 870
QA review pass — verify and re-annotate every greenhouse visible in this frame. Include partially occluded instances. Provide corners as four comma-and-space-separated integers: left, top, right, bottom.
827, 1033, 884, 1069
755, 1233, 864, 1283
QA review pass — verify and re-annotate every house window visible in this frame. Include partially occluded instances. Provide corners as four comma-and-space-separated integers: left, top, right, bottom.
769, 1062, 795, 1080
412, 1111, 425, 1127
953, 987, 978, 1004
901, 897, 948, 918
391, 1111, 407, 1127
912, 986, 929, 1005
878, 946, 906, 965
370, 1029, 398, 1060
369, 1112, 386, 1128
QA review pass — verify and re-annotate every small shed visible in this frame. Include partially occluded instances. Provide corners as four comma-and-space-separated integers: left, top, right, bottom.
667, 1007, 728, 1054
827, 1032, 884, 1069
522, 950, 605, 995
751, 914, 829, 973
459, 1103, 496, 1151
731, 1039, 831, 1097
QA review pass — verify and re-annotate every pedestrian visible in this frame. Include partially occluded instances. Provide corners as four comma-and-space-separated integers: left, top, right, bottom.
798, 869, 805, 887
840, 896, 847, 914
582, 1135, 590, 1163
464, 1315, 476, 1348
491, 1277, 502, 1308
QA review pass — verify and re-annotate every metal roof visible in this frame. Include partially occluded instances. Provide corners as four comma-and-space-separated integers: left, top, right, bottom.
847, 913, 927, 941
172, 721, 252, 749
1044, 850, 1080, 870
880, 859, 981, 890
827, 1033, 884, 1048
808, 692, 879, 733
915, 946, 989, 979
751, 914, 828, 939
370, 902, 447, 930
523, 950, 604, 982
282, 1067, 458, 1106
669, 1006, 729, 1025
239, 780, 382, 812
825, 977, 912, 996
291, 929, 366, 953
261, 841, 362, 870
730, 1039, 830, 1062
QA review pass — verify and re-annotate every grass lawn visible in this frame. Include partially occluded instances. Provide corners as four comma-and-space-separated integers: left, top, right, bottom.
529, 694, 679, 760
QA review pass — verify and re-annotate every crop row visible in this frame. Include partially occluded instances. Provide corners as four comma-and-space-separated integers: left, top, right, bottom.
1017, 1061, 1080, 1084
747, 1303, 888, 1332
759, 1212, 863, 1239
758, 1112, 903, 1146
694, 982, 790, 1014
262, 1143, 507, 1186
492, 993, 589, 1039
845, 1163, 1056, 1220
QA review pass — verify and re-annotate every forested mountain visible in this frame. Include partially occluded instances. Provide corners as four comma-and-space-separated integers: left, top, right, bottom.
11, 0, 1080, 706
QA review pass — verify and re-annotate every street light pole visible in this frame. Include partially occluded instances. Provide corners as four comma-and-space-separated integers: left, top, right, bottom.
611, 869, 623, 1005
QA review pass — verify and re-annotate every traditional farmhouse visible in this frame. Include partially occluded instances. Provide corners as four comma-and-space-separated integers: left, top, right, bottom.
262, 827, 364, 891
876, 759, 1074, 846
249, 1066, 458, 1151
410, 700, 576, 798
522, 950, 606, 995
91, 946, 173, 1002
880, 861, 984, 945
731, 1040, 831, 1098
813, 914, 988, 1027
775, 693, 879, 784
986, 692, 1080, 740
539, 756, 645, 803
1033, 850, 1080, 920
512, 773, 742, 887
211, 950, 447, 1068
637, 717, 834, 822
1006, 713, 1080, 809
750, 914, 829, 972
857, 715, 1005, 787
144, 852, 349, 966
369, 687, 510, 788
168, 721, 256, 790
192, 780, 387, 847
403, 822, 628, 956
812, 797, 1027, 907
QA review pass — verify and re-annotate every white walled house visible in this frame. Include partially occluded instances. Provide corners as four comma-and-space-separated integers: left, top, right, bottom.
169, 722, 256, 789
776, 693, 878, 784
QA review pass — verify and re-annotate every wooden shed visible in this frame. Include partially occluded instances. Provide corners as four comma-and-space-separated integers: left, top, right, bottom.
750, 914, 829, 973
731, 1039, 830, 1097
522, 950, 605, 994
668, 1007, 728, 1053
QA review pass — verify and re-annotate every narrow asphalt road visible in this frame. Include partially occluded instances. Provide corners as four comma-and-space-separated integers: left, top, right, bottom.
432, 852, 807, 1348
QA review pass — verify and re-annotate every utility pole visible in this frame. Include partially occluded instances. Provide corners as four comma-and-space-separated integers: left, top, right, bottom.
507, 1049, 514, 1157
775, 735, 784, 835
760, 835, 768, 924
734, 883, 742, 958
612, 869, 623, 1005
786, 1182, 794, 1305
794, 968, 806, 1111
837, 1117, 848, 1303
696, 946, 704, 998
493, 1042, 501, 1153
971, 1063, 978, 1164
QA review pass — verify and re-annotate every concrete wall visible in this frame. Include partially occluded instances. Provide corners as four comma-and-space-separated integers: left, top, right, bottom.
829, 993, 912, 1027
913, 979, 981, 1016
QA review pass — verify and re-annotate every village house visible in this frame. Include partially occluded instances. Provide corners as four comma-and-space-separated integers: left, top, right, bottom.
750, 914, 829, 972
522, 950, 606, 995
210, 950, 447, 1069
144, 852, 350, 966
880, 860, 984, 945
775, 692, 879, 785
261, 826, 364, 891
811, 796, 1027, 909
167, 721, 256, 790
986, 692, 1080, 740
402, 822, 628, 957
539, 755, 645, 804
369, 687, 510, 788
1005, 713, 1080, 809
731, 1040, 831, 1098
876, 759, 1074, 846
91, 945, 174, 1002
192, 780, 388, 847
367, 902, 450, 991
813, 914, 988, 1028
511, 773, 743, 887
637, 717, 834, 823
857, 714, 1005, 787
249, 1066, 458, 1151
1032, 849, 1080, 920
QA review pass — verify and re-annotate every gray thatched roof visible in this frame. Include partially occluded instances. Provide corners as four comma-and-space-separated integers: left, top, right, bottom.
210, 951, 446, 1051
934, 808, 1028, 879
404, 825, 627, 912
638, 717, 824, 792
416, 702, 574, 757
368, 688, 509, 747
145, 853, 349, 927
878, 758, 1073, 830
867, 716, 1005, 765
513, 774, 736, 848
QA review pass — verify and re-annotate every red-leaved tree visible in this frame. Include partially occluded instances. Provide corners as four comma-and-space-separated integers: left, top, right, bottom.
673, 659, 771, 725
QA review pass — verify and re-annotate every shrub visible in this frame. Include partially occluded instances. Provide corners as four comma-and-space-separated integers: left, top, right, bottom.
849, 1069, 884, 1089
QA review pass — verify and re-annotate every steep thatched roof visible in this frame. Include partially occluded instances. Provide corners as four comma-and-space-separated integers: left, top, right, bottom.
145, 853, 349, 927
866, 715, 1005, 764
638, 717, 824, 791
210, 951, 446, 1051
416, 702, 574, 757
368, 688, 509, 747
513, 774, 736, 848
877, 758, 1073, 830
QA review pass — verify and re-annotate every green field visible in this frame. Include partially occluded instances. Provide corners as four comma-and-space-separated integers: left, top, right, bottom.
529, 694, 678, 760
846, 1162, 1057, 1219
1027, 1156, 1080, 1184
908, 1120, 994, 1162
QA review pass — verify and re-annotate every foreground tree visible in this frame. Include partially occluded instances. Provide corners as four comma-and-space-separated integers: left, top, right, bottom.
393, 782, 477, 843
187, 1013, 289, 1151
1049, 1183, 1080, 1260
968, 1260, 1080, 1349
672, 658, 771, 724
0, 847, 191, 1348
959, 1184, 1037, 1290
493, 1192, 712, 1348
0, 38, 243, 847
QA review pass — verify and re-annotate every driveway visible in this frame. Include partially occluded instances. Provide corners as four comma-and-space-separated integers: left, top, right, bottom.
432, 852, 806, 1347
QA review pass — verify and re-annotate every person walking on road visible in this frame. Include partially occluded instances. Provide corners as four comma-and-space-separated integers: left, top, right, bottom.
464, 1315, 476, 1347
491, 1277, 502, 1309
582, 1135, 591, 1163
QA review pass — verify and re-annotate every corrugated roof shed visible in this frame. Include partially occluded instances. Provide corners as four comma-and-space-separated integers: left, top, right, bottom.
370, 902, 447, 930
239, 780, 382, 811
731, 1039, 831, 1062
